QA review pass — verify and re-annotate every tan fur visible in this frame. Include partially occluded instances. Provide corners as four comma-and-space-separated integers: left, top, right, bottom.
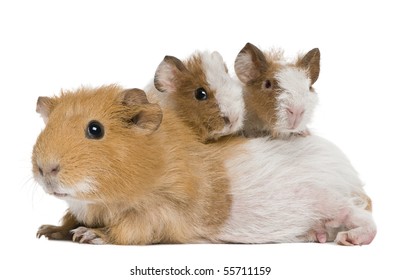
154, 53, 226, 143
365, 196, 373, 212
33, 85, 231, 245
352, 191, 373, 212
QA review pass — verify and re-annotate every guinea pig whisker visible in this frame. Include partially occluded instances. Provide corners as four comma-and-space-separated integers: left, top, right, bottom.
26, 177, 47, 210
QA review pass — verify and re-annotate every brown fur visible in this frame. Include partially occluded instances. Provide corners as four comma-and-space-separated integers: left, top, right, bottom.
154, 53, 227, 143
37, 211, 81, 240
296, 48, 320, 85
235, 43, 319, 139
235, 43, 283, 138
33, 85, 232, 245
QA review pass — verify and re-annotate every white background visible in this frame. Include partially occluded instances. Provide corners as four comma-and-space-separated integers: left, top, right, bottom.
1, 0, 400, 279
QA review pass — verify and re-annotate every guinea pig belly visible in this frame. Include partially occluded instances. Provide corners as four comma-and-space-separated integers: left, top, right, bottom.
215, 135, 367, 244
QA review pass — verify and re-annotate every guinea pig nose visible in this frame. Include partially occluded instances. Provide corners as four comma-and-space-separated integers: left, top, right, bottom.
286, 107, 305, 129
50, 165, 60, 175
38, 163, 60, 176
286, 107, 305, 118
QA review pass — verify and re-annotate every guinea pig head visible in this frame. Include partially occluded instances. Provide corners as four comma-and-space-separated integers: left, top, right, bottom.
32, 86, 163, 203
154, 51, 244, 142
235, 43, 319, 137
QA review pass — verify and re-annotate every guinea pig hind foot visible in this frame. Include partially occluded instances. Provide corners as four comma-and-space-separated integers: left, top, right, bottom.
335, 227, 376, 246
334, 208, 377, 246
71, 226, 107, 245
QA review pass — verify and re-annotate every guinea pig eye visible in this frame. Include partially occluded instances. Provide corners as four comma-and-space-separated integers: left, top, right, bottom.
86, 120, 104, 140
265, 80, 272, 89
194, 87, 208, 101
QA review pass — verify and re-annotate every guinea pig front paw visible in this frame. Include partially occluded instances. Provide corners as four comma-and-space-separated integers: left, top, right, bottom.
37, 224, 73, 240
71, 226, 106, 245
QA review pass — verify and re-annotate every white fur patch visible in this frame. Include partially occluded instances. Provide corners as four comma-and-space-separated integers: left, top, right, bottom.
217, 135, 375, 243
56, 178, 97, 198
63, 178, 96, 221
67, 199, 90, 222
36, 173, 97, 201
200, 51, 245, 137
73, 178, 97, 194
275, 67, 318, 133
144, 81, 164, 104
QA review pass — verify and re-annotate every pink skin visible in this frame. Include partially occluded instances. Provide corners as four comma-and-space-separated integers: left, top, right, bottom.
315, 209, 349, 244
334, 208, 377, 245
336, 230, 376, 246
316, 232, 328, 243
310, 208, 376, 245
280, 106, 309, 137
286, 106, 305, 130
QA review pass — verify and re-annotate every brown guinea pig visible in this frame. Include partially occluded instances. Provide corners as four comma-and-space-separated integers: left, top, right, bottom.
235, 42, 320, 139
33, 85, 231, 245
146, 50, 244, 143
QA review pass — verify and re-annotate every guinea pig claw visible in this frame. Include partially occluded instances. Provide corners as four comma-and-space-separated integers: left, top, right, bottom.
37, 224, 72, 240
71, 226, 106, 245
335, 233, 354, 246
335, 229, 375, 246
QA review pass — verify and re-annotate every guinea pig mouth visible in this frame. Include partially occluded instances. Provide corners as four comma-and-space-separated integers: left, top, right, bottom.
284, 127, 302, 133
52, 192, 68, 198
219, 118, 237, 133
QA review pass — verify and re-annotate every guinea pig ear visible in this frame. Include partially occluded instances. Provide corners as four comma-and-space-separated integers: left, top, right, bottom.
211, 51, 229, 73
36, 96, 57, 124
154, 55, 189, 93
297, 48, 320, 85
119, 88, 163, 134
120, 88, 150, 105
130, 104, 163, 133
235, 42, 268, 84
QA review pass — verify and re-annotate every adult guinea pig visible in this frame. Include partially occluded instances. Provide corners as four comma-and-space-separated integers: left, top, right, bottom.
33, 85, 375, 245
34, 85, 232, 245
235, 42, 320, 139
145, 50, 244, 143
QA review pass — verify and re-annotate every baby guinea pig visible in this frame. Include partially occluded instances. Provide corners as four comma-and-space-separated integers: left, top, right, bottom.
146, 50, 245, 143
33, 85, 232, 245
235, 42, 320, 139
